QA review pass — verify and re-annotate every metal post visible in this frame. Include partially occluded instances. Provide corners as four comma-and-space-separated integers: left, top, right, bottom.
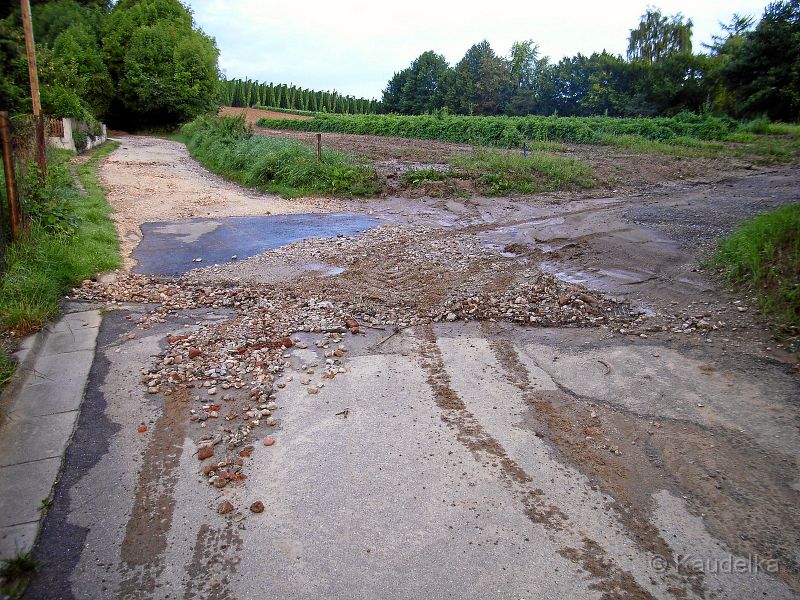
0, 112, 22, 241
20, 0, 47, 179
316, 133, 322, 162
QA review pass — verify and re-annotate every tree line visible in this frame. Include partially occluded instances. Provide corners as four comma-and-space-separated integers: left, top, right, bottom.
1, 0, 219, 128
221, 78, 381, 115
382, 2, 800, 122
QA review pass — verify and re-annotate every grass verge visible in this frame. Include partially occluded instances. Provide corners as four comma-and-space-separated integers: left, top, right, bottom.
713, 204, 800, 331
451, 149, 593, 195
182, 114, 382, 198
0, 142, 121, 334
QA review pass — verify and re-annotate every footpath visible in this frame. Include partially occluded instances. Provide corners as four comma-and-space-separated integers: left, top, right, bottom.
0, 306, 100, 559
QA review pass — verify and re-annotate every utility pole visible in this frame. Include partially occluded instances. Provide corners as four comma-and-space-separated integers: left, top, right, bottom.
0, 112, 23, 242
20, 0, 47, 179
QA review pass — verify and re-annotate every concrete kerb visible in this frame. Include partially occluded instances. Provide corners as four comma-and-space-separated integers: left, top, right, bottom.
0, 304, 102, 561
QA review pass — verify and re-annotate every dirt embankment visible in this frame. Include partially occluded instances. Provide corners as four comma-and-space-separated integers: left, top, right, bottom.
219, 106, 311, 125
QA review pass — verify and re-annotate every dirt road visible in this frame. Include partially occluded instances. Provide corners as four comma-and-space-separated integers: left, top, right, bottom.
23, 136, 799, 600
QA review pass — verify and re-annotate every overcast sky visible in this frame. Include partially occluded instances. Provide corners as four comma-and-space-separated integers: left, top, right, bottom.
184, 0, 770, 100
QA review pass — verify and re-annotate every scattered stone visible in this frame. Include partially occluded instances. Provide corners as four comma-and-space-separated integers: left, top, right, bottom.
262, 436, 275, 446
137, 423, 148, 433
197, 445, 214, 460
218, 501, 234, 514
249, 501, 264, 513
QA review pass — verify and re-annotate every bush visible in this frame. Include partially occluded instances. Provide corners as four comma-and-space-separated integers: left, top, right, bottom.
18, 156, 80, 235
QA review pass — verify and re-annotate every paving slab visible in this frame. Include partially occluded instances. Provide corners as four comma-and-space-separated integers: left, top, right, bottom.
22, 349, 94, 386
0, 522, 39, 559
0, 458, 62, 527
0, 411, 79, 467
0, 309, 101, 561
38, 326, 99, 356
49, 309, 102, 332
12, 379, 88, 418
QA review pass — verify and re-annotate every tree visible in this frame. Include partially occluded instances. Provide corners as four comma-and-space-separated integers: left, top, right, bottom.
722, 0, 800, 120
447, 40, 511, 115
382, 69, 408, 113
397, 50, 449, 114
627, 8, 693, 62
505, 40, 554, 116
102, 0, 219, 127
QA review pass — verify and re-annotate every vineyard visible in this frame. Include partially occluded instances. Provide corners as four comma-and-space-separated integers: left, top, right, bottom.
219, 78, 382, 115
255, 111, 799, 148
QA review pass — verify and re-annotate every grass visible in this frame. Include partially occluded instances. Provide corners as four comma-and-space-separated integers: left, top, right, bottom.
0, 352, 15, 389
0, 142, 121, 333
451, 149, 593, 195
182, 114, 381, 198
1, 550, 38, 599
714, 204, 800, 330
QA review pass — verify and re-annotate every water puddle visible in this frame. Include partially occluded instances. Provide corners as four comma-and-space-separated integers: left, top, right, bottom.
133, 212, 379, 275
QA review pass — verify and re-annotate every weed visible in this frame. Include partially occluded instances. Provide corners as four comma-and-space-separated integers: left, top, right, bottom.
1, 551, 38, 599
714, 204, 800, 330
401, 168, 446, 186
0, 142, 121, 332
0, 353, 15, 390
451, 149, 593, 195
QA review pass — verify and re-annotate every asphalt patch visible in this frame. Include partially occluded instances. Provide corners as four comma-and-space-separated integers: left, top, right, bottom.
133, 212, 379, 275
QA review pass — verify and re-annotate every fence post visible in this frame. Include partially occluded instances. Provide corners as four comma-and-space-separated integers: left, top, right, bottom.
316, 133, 322, 162
0, 112, 23, 242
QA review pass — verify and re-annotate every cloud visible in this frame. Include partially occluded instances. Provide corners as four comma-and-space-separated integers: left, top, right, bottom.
185, 0, 769, 99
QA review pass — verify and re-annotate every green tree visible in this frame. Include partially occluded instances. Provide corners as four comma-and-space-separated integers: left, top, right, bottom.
102, 0, 219, 127
702, 14, 754, 114
397, 50, 450, 114
627, 8, 693, 62
382, 69, 408, 113
722, 0, 800, 120
447, 40, 511, 115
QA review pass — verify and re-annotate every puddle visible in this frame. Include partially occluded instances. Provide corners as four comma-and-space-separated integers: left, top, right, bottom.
133, 212, 379, 275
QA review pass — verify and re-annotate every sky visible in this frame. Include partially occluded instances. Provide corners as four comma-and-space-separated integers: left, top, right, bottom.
184, 0, 770, 100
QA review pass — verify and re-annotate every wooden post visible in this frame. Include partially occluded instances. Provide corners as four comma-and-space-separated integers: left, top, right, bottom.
0, 112, 22, 242
20, 0, 47, 178
316, 133, 322, 162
